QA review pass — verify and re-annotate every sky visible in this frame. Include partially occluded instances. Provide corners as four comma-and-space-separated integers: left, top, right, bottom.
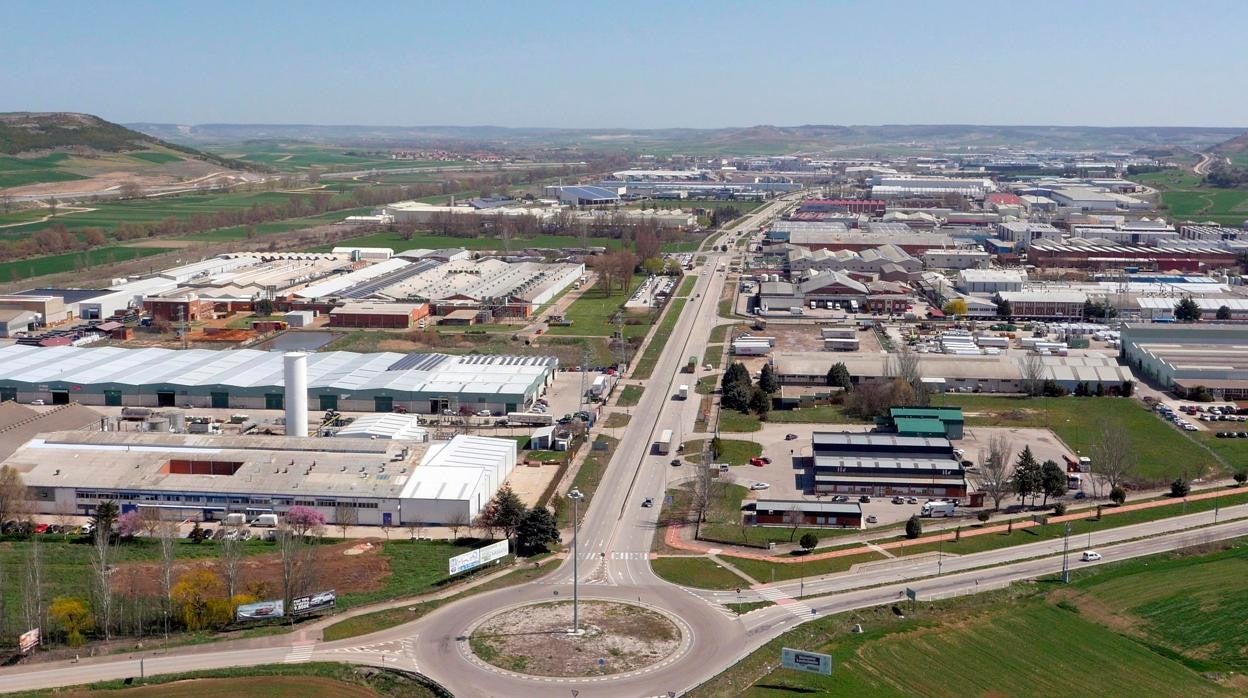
3, 0, 1247, 129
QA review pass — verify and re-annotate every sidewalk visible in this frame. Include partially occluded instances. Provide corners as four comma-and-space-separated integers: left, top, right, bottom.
661, 484, 1246, 564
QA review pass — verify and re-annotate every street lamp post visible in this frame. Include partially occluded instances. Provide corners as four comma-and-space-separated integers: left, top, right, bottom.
567, 488, 585, 635
1061, 522, 1072, 583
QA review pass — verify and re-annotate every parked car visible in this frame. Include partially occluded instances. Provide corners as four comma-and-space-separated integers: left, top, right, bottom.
891, 496, 905, 504
832, 495, 849, 503
749, 457, 767, 467
749, 482, 770, 490
859, 495, 872, 503
865, 514, 878, 524
641, 497, 654, 508
784, 433, 798, 440
670, 458, 682, 467
906, 496, 919, 504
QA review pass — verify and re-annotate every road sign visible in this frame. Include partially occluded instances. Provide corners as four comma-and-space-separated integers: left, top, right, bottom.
904, 587, 918, 601
781, 647, 833, 676
597, 658, 606, 667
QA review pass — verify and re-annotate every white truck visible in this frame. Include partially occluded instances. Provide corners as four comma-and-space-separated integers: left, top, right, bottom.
920, 501, 956, 518
676, 385, 689, 400
656, 429, 674, 455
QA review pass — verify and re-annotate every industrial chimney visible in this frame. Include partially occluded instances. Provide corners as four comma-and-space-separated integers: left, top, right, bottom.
283, 352, 309, 437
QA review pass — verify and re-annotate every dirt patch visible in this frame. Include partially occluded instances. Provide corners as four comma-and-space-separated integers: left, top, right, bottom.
1048, 589, 1144, 639
110, 539, 390, 599
64, 676, 379, 697
470, 600, 681, 676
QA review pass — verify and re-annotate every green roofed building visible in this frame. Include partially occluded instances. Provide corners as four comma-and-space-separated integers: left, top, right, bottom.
886, 407, 964, 439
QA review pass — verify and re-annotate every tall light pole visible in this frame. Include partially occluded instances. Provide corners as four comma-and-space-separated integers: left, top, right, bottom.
567, 488, 585, 635
1060, 522, 1072, 583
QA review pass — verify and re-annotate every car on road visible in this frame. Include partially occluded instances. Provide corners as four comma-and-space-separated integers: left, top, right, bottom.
1080, 550, 1102, 562
670, 458, 682, 467
859, 495, 872, 503
891, 496, 905, 504
906, 496, 919, 504
749, 457, 772, 466
641, 498, 654, 508
785, 433, 798, 440
865, 514, 878, 524
749, 482, 770, 490
831, 495, 849, 503
475, 409, 492, 417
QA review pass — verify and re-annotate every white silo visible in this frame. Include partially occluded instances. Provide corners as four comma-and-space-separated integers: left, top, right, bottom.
283, 352, 309, 437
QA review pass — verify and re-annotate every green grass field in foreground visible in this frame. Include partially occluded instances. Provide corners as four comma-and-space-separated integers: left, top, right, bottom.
630, 298, 688, 380
693, 542, 1248, 697
545, 275, 645, 338
930, 394, 1219, 482
649, 557, 744, 590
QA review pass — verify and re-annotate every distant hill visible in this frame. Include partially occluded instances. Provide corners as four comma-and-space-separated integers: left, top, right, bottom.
0, 112, 252, 170
1211, 131, 1248, 158
128, 121, 1245, 155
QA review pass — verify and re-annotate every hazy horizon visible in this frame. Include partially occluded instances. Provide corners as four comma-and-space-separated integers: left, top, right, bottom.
4, 0, 1248, 129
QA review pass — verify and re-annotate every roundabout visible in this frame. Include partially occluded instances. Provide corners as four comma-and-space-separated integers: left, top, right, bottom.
464, 599, 686, 678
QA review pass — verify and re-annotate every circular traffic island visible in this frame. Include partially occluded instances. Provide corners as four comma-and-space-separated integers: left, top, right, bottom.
467, 600, 682, 677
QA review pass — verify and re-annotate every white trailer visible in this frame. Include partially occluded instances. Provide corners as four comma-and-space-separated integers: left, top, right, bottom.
920, 501, 956, 518
676, 385, 689, 400
656, 429, 674, 455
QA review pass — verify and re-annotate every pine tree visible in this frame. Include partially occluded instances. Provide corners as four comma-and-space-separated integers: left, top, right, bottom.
758, 363, 778, 394
1012, 446, 1043, 506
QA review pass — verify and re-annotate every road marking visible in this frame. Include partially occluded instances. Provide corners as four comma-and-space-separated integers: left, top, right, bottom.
754, 586, 814, 618
284, 642, 315, 663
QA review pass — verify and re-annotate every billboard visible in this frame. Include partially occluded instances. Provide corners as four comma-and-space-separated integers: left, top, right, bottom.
781, 647, 833, 676
236, 599, 285, 621
19, 628, 39, 654
291, 590, 336, 616
448, 539, 510, 575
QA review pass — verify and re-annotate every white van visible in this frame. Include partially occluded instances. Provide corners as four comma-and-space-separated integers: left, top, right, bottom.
252, 513, 279, 527
920, 501, 956, 518
223, 512, 247, 526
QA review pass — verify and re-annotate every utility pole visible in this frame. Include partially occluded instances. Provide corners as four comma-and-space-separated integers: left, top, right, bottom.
567, 488, 584, 635
1061, 522, 1072, 583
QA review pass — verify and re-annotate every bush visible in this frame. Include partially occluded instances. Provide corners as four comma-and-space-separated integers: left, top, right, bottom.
976, 510, 991, 523
1052, 502, 1067, 516
905, 515, 922, 539
1234, 471, 1247, 487
798, 532, 819, 551
1170, 478, 1190, 498
1109, 486, 1126, 506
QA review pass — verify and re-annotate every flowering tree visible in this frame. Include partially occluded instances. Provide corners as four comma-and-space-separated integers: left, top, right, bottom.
283, 506, 326, 538
116, 510, 143, 538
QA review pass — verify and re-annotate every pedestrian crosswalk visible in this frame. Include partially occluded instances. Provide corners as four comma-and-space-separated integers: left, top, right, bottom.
574, 551, 651, 561
284, 642, 315, 664
754, 586, 815, 619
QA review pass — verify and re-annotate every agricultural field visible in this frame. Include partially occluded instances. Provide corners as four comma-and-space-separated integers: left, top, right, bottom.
1134, 169, 1248, 226
0, 153, 87, 188
694, 541, 1248, 697
0, 244, 173, 282
545, 274, 646, 338
929, 394, 1218, 483
202, 143, 462, 172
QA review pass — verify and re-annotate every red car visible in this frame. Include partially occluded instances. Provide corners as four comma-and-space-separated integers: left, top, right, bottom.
749, 457, 772, 467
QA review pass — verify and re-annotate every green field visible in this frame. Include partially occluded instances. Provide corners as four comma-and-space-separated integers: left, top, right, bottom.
127, 150, 183, 164
713, 439, 762, 465
694, 542, 1248, 697
0, 153, 88, 188
630, 298, 688, 380
765, 404, 859, 423
1134, 169, 1248, 225
545, 275, 646, 338
617, 385, 644, 407
930, 395, 1219, 482
650, 557, 744, 590
203, 143, 463, 173
0, 244, 174, 281
718, 410, 762, 432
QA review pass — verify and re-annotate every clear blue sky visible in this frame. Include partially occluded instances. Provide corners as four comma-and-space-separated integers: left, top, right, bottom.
3, 0, 1246, 128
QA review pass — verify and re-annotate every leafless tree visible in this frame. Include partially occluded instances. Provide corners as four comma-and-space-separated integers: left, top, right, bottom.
784, 506, 803, 542
0, 554, 6, 640
887, 344, 928, 406
1021, 352, 1046, 397
0, 193, 12, 214
333, 503, 359, 539
23, 536, 45, 642
138, 507, 163, 538
1091, 420, 1132, 496
276, 523, 321, 609
449, 509, 470, 540
405, 521, 424, 541
91, 525, 115, 640
219, 526, 245, 599
378, 520, 393, 541
45, 197, 57, 217
979, 434, 1014, 510
691, 463, 715, 536
118, 181, 144, 200
156, 519, 178, 629
0, 464, 26, 526
52, 505, 75, 541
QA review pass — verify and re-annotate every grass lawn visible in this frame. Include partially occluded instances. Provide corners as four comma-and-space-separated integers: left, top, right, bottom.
699, 522, 867, 550
675, 275, 697, 297
314, 230, 626, 255
702, 344, 723, 369
695, 375, 717, 395
545, 275, 644, 338
708, 324, 735, 344
555, 435, 617, 528
602, 412, 631, 428
695, 543, 1248, 696
764, 404, 860, 424
334, 539, 476, 610
631, 298, 688, 380
718, 409, 762, 432
713, 438, 762, 465
724, 549, 885, 583
650, 557, 744, 590
617, 385, 644, 407
0, 245, 174, 282
0, 153, 88, 188
1195, 431, 1248, 475
717, 298, 733, 318
930, 394, 1219, 482
725, 601, 774, 614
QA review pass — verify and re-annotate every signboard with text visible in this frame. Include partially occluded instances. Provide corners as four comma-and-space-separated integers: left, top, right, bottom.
291, 590, 336, 615
448, 539, 510, 575
781, 647, 833, 675
236, 599, 285, 621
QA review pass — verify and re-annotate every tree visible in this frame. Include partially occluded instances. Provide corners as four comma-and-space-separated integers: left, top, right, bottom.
1020, 352, 1046, 397
277, 525, 319, 611
979, 434, 1013, 510
1174, 296, 1202, 322
826, 362, 852, 390
995, 297, 1012, 318
905, 515, 922, 539
447, 509, 470, 540
886, 344, 928, 406
1053, 502, 1067, 516
283, 506, 325, 537
977, 510, 992, 523
187, 521, 209, 544
156, 520, 178, 631
748, 386, 771, 417
116, 510, 143, 538
333, 502, 359, 539
23, 537, 45, 644
1040, 460, 1067, 506
1012, 446, 1043, 506
798, 532, 819, 552
1216, 305, 1232, 321
1234, 470, 1248, 487
92, 501, 119, 537
1109, 486, 1127, 506
49, 597, 93, 648
405, 521, 424, 540
254, 298, 275, 317
784, 506, 803, 542
0, 464, 26, 526
1170, 478, 1190, 498
219, 526, 245, 600
515, 507, 559, 555
479, 485, 526, 542
942, 298, 968, 317
1091, 421, 1133, 495
118, 180, 144, 199
172, 568, 226, 631
758, 363, 778, 394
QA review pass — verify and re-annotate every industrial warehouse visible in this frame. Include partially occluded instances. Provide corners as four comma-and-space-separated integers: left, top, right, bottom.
0, 345, 557, 415
7, 430, 517, 525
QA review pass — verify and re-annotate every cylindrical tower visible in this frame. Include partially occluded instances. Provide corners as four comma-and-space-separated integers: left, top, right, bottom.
283, 352, 309, 437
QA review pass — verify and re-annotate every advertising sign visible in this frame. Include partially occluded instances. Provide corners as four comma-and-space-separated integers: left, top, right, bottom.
19, 628, 40, 654
781, 647, 833, 676
905, 587, 918, 601
236, 599, 285, 621
448, 539, 510, 575
291, 590, 336, 615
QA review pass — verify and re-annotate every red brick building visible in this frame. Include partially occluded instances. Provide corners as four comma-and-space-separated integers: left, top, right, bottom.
143, 296, 215, 323
328, 301, 430, 329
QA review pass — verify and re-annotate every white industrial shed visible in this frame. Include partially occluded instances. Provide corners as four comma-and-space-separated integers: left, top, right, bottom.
398, 466, 491, 524
421, 434, 518, 494
336, 413, 429, 441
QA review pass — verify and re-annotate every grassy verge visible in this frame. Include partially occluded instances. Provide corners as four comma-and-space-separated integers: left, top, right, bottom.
725, 600, 774, 614
631, 298, 688, 380
931, 394, 1219, 482
602, 412, 631, 428
712, 438, 762, 465
709, 323, 735, 344
650, 557, 744, 590
692, 541, 1247, 697
718, 410, 762, 432
695, 375, 717, 395
675, 275, 697, 297
545, 274, 645, 338
765, 404, 860, 424
724, 549, 885, 583
702, 344, 723, 369
555, 435, 618, 528
616, 385, 644, 407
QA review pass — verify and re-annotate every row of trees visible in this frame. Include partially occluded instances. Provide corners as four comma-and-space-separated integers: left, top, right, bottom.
473, 485, 560, 556
1174, 296, 1233, 322
721, 362, 773, 418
